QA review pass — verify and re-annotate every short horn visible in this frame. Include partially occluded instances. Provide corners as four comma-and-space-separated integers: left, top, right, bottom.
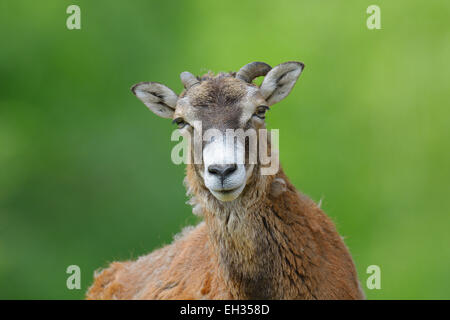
180, 71, 200, 90
236, 62, 272, 83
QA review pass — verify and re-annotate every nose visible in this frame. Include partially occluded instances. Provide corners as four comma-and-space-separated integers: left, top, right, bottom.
208, 164, 237, 181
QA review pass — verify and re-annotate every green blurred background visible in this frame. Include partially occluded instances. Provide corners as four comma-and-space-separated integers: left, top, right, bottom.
0, 0, 449, 299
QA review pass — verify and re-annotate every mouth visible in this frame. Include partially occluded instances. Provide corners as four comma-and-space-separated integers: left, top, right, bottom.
209, 184, 245, 202
212, 186, 240, 194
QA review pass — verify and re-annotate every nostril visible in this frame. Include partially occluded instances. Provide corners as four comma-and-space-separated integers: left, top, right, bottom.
223, 164, 237, 176
208, 164, 237, 178
208, 165, 221, 175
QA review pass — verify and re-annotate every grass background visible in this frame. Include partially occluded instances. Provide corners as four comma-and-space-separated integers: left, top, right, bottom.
0, 0, 449, 299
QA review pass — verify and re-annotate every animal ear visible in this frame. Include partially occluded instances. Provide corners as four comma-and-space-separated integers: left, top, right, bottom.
259, 61, 304, 106
131, 82, 178, 119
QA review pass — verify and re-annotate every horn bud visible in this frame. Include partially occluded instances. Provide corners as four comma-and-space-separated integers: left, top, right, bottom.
236, 62, 272, 83
180, 71, 200, 90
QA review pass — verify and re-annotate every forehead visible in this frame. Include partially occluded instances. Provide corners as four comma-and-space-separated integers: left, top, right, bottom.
176, 75, 265, 129
184, 75, 248, 106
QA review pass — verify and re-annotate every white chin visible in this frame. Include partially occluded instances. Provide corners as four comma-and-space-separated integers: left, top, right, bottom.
209, 184, 245, 202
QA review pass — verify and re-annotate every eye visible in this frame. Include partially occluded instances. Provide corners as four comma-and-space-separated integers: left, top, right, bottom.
253, 105, 270, 119
172, 117, 189, 129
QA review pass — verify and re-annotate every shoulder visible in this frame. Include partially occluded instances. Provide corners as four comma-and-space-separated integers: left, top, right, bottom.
86, 222, 210, 299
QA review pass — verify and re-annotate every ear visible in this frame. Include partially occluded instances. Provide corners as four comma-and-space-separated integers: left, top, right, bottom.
131, 82, 178, 119
259, 61, 304, 105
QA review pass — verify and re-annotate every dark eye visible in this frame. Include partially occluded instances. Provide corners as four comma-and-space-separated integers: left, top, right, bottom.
172, 117, 188, 129
253, 105, 270, 119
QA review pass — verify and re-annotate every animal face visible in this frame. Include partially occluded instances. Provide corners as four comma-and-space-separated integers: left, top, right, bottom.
132, 61, 304, 202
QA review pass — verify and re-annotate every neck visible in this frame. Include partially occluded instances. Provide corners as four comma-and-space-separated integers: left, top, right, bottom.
186, 165, 318, 299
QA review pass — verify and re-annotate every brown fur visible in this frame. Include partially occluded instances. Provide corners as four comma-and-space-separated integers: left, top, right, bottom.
87, 70, 365, 300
